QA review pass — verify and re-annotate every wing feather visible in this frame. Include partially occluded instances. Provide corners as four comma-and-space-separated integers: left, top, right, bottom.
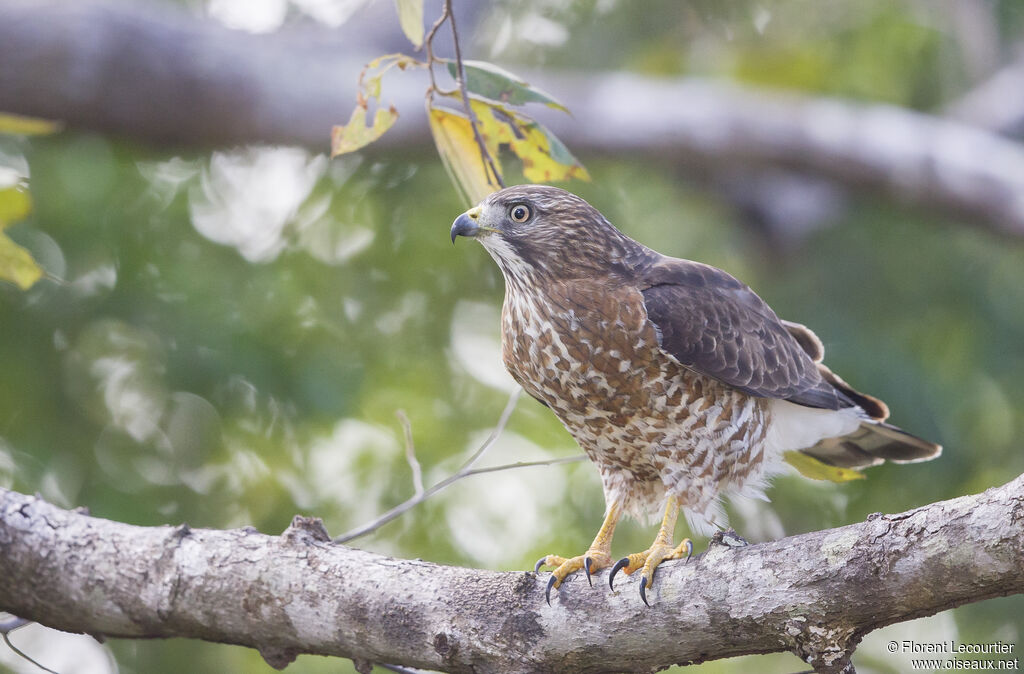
637, 256, 853, 410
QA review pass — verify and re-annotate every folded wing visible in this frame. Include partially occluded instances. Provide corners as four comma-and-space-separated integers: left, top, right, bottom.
637, 256, 853, 411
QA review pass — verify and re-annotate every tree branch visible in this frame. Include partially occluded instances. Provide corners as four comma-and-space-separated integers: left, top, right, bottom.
0, 0, 404, 148
539, 74, 1024, 239
3, 2, 1024, 238
946, 52, 1024, 137
2, 474, 1022, 673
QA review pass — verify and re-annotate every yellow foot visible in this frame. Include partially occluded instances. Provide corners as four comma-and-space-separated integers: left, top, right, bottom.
535, 550, 615, 604
608, 538, 693, 606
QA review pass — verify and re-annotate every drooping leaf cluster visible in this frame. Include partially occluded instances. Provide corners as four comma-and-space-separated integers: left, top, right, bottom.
330, 0, 588, 205
0, 114, 59, 289
0, 182, 40, 290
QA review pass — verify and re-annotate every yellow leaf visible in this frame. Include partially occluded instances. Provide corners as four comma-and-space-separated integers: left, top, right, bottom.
467, 99, 508, 155
784, 451, 866, 483
0, 186, 42, 289
394, 0, 424, 49
330, 105, 399, 157
467, 98, 589, 184
0, 233, 43, 289
331, 54, 421, 154
427, 106, 501, 205
0, 185, 31, 225
365, 53, 405, 71
511, 122, 590, 183
0, 113, 61, 136
366, 73, 383, 101
362, 54, 422, 102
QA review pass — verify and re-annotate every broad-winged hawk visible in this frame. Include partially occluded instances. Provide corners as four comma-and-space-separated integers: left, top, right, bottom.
450, 185, 940, 605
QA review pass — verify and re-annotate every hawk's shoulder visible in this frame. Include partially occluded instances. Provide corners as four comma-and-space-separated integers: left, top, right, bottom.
633, 255, 853, 410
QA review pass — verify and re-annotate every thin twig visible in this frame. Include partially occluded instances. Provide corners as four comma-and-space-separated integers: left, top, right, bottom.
446, 0, 505, 190
422, 3, 450, 95
334, 388, 522, 544
459, 454, 587, 478
395, 410, 424, 497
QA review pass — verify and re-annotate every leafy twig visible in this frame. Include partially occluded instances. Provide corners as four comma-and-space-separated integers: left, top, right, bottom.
422, 0, 503, 189
339, 0, 585, 198
422, 4, 452, 96
334, 388, 522, 543
446, 0, 505, 189
458, 454, 586, 478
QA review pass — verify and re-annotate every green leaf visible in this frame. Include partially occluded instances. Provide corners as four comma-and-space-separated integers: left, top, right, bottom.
446, 60, 569, 112
331, 105, 399, 157
394, 0, 424, 49
784, 451, 866, 483
538, 124, 578, 167
0, 185, 43, 289
0, 113, 61, 136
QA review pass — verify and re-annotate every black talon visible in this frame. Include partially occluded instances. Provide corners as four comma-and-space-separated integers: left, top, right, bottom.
545, 574, 557, 605
684, 540, 694, 563
639, 578, 650, 607
534, 556, 547, 573
609, 557, 630, 590
584, 557, 593, 586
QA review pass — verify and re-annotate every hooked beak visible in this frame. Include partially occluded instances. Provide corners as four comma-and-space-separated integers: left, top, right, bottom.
450, 206, 483, 244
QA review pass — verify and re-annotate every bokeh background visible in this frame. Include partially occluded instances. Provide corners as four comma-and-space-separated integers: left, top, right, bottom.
2, 1, 1023, 672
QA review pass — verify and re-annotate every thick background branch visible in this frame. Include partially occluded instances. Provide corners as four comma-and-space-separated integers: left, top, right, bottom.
0, 0, 390, 148
947, 53, 1024, 137
3, 1, 1024, 238
1, 476, 1022, 673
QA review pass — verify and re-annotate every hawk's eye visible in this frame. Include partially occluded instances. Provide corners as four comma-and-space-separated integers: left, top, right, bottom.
509, 204, 531, 223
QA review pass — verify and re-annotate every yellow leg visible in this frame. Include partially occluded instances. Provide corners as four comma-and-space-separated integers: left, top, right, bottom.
535, 500, 623, 604
608, 494, 693, 605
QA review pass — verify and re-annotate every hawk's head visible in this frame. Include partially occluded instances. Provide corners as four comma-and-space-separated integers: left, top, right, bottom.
450, 185, 638, 284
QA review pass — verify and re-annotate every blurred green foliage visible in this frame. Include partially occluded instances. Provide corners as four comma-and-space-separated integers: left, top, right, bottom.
2, 0, 1023, 673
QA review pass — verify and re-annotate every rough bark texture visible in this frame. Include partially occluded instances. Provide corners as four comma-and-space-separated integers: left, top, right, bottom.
1, 477, 1023, 673
3, 1, 1024, 239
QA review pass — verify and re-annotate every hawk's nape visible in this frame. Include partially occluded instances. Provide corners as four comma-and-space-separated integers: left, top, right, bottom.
451, 184, 940, 605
